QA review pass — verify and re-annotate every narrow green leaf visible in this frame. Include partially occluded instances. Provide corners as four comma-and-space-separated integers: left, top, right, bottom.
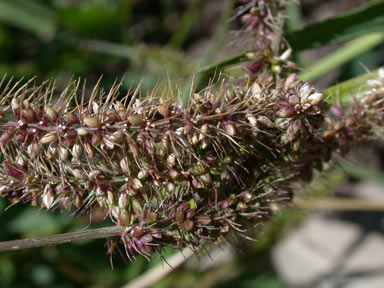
341, 160, 384, 187
0, 0, 56, 38
286, 0, 384, 51
169, 0, 203, 49
299, 32, 384, 82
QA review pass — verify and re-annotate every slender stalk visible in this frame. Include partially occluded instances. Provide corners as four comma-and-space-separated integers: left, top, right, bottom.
122, 247, 195, 288
295, 198, 384, 211
0, 226, 124, 252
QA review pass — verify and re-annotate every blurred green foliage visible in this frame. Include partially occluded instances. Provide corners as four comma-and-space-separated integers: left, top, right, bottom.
0, 0, 197, 93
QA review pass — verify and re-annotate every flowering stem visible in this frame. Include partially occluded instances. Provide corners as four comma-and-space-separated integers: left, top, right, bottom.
0, 226, 124, 252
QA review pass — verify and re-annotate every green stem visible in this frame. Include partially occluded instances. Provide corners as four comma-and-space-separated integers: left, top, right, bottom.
0, 226, 124, 252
